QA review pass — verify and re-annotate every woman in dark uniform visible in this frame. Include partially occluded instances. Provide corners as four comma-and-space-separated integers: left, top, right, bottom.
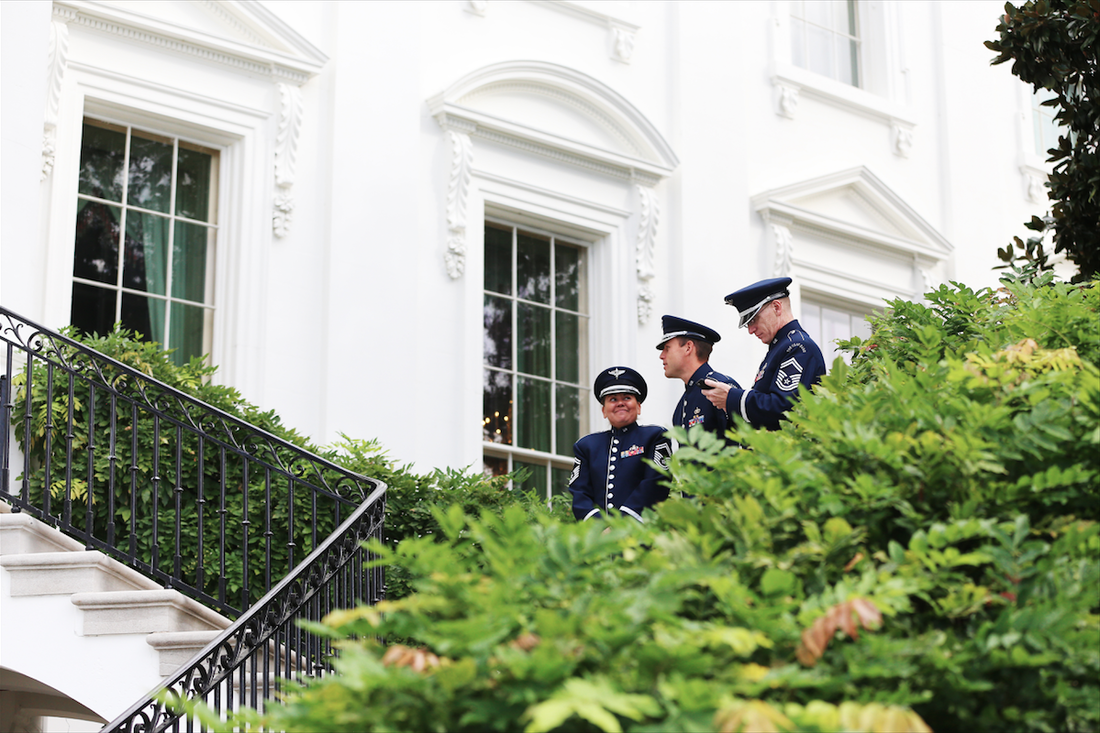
569, 366, 673, 523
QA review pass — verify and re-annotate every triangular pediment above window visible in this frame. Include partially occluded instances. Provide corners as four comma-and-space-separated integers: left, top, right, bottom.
56, 0, 326, 82
752, 167, 952, 261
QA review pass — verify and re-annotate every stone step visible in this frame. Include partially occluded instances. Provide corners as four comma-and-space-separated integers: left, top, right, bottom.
0, 510, 86, 555
71, 588, 230, 636
0, 551, 158, 596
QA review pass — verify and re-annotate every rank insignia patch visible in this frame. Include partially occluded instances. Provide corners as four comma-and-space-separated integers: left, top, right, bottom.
775, 357, 804, 392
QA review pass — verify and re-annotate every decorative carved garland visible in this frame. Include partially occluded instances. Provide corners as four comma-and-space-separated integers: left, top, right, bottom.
445, 131, 474, 279
273, 83, 304, 238
42, 19, 69, 181
635, 185, 659, 325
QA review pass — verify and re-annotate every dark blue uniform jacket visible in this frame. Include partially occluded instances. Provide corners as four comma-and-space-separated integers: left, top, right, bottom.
569, 422, 673, 522
674, 363, 741, 440
725, 320, 826, 430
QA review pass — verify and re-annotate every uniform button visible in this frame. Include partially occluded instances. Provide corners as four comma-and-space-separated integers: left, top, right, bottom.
610, 456, 617, 461
607, 493, 614, 498
608, 483, 615, 489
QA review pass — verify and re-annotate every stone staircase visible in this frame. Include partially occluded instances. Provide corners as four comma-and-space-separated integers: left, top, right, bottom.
0, 499, 232, 727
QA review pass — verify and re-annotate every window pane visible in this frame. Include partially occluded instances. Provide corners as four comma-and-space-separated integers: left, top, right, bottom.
516, 376, 550, 452
555, 243, 584, 311
513, 459, 547, 500
483, 368, 513, 445
516, 230, 551, 304
73, 200, 121, 285
127, 131, 174, 214
71, 282, 115, 338
806, 23, 833, 78
124, 212, 169, 295
555, 385, 582, 458
169, 301, 206, 365
121, 291, 157, 344
172, 221, 213, 303
555, 312, 580, 384
517, 302, 551, 378
484, 223, 512, 296
78, 120, 126, 202
484, 294, 512, 369
483, 454, 509, 479
551, 466, 572, 497
176, 145, 214, 222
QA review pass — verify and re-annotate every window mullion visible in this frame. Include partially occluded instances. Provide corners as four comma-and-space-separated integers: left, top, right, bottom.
163, 137, 180, 350
116, 126, 133, 326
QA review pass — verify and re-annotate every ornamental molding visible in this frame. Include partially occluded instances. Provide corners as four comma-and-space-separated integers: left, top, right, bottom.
1019, 164, 1048, 204
53, 1, 326, 85
433, 106, 667, 186
459, 80, 644, 157
753, 167, 953, 263
635, 185, 659, 324
429, 61, 677, 172
272, 82, 303, 238
772, 222, 794, 277
42, 18, 70, 181
527, 1, 640, 63
444, 131, 474, 279
892, 121, 915, 159
771, 62, 917, 156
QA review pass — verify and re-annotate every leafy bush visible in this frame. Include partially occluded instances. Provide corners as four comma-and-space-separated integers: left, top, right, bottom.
9, 326, 553, 611
218, 279, 1098, 733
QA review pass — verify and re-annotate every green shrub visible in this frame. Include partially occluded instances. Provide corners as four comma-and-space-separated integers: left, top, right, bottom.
9, 327, 555, 611
218, 280, 1098, 733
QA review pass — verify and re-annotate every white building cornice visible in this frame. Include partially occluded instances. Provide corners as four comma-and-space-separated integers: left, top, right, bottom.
54, 0, 327, 85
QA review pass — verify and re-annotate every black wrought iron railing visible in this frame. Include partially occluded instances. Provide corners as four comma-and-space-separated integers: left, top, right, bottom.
0, 306, 384, 617
101, 482, 386, 733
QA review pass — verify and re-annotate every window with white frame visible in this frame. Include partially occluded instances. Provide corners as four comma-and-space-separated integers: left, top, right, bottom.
800, 296, 874, 369
71, 117, 218, 366
1031, 87, 1063, 158
482, 220, 589, 502
790, 0, 861, 88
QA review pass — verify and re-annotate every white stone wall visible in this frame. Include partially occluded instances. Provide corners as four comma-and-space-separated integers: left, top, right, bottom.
1, 0, 1054, 475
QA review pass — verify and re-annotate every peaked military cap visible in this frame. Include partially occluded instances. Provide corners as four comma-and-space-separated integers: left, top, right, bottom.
593, 366, 647, 403
724, 277, 792, 328
655, 315, 722, 349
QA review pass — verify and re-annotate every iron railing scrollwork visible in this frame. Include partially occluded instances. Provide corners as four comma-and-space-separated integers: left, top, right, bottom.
101, 483, 386, 733
0, 306, 383, 618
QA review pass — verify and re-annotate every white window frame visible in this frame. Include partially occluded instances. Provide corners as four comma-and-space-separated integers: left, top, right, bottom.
71, 116, 220, 363
1015, 82, 1063, 205
43, 71, 272, 392
799, 291, 877, 369
770, 0, 917, 155
460, 175, 636, 485
481, 214, 593, 498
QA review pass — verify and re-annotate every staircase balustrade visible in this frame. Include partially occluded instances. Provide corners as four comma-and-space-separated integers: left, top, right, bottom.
0, 306, 388, 726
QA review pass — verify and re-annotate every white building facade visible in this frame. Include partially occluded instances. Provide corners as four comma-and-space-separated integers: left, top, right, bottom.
2, 0, 1054, 497
0, 0, 1064, 721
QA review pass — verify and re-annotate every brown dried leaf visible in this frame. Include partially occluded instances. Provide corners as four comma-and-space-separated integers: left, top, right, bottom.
510, 632, 541, 652
382, 644, 444, 672
796, 598, 884, 666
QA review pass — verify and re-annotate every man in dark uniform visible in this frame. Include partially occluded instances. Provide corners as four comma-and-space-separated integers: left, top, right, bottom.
704, 277, 826, 430
569, 366, 673, 523
657, 315, 740, 441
